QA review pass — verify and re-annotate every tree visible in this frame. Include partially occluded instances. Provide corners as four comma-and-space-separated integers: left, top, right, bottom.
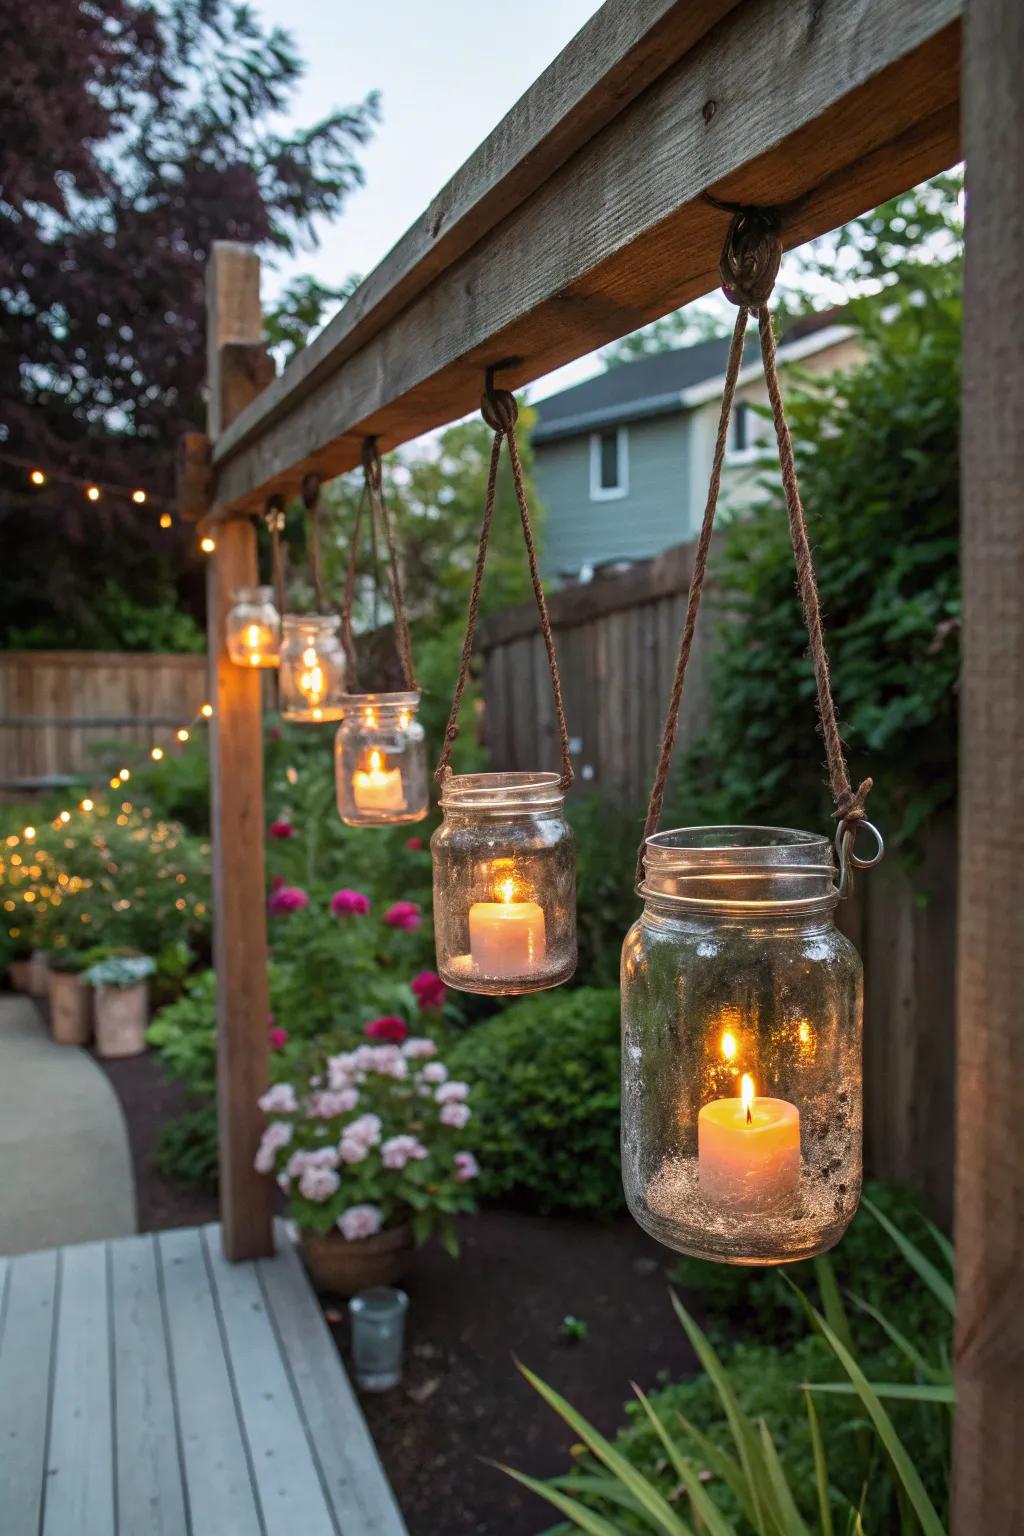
0, 0, 376, 646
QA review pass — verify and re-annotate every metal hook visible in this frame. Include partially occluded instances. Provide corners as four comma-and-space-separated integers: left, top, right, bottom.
835, 818, 885, 898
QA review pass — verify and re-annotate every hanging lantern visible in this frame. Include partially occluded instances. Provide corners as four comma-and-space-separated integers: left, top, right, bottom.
431, 772, 576, 995
335, 692, 428, 826
279, 614, 346, 722
621, 827, 867, 1265
225, 585, 281, 668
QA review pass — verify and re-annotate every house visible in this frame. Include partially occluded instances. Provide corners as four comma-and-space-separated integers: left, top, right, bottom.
530, 312, 861, 580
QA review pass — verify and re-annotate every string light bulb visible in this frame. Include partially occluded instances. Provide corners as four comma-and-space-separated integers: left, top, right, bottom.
200, 703, 213, 718
159, 512, 173, 529
118, 768, 130, 782
29, 469, 46, 486
151, 746, 164, 761
131, 489, 146, 505
200, 536, 216, 554
177, 728, 190, 743
23, 826, 36, 841
58, 811, 70, 824
85, 484, 101, 502
80, 799, 94, 812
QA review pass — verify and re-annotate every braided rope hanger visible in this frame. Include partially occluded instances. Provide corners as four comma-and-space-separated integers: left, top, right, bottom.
301, 472, 327, 611
263, 493, 287, 621
636, 206, 883, 892
434, 372, 574, 790
340, 439, 418, 693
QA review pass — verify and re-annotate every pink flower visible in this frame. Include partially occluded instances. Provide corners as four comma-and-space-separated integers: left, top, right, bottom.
298, 1165, 340, 1202
381, 1134, 429, 1170
384, 900, 421, 931
253, 1120, 293, 1173
269, 725, 282, 741
337, 1204, 383, 1241
307, 1087, 359, 1119
410, 970, 446, 1011
421, 1061, 448, 1085
440, 1100, 471, 1130
454, 1151, 480, 1183
364, 1015, 409, 1044
345, 1113, 383, 1150
269, 1026, 289, 1050
338, 1135, 369, 1164
436, 1080, 469, 1104
268, 884, 308, 915
269, 818, 294, 839
259, 1082, 297, 1114
331, 887, 370, 917
405, 837, 423, 851
403, 1037, 438, 1061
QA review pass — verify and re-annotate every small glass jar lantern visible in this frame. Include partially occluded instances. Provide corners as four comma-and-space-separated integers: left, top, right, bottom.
349, 1287, 409, 1392
431, 772, 576, 995
621, 827, 863, 1266
225, 585, 281, 668
335, 692, 428, 826
279, 614, 346, 722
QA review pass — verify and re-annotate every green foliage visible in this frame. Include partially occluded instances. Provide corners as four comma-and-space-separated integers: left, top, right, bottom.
146, 969, 220, 1097
678, 292, 961, 856
570, 795, 643, 987
449, 988, 622, 1215
4, 578, 206, 653
155, 1103, 220, 1193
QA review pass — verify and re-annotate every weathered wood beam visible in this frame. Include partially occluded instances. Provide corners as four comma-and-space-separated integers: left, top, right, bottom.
205, 242, 274, 1261
211, 0, 961, 515
954, 0, 1024, 1525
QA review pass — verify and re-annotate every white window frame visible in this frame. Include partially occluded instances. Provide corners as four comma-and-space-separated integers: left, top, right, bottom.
726, 401, 763, 465
589, 426, 629, 501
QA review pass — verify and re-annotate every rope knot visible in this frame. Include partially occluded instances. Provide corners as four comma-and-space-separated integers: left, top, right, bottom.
834, 777, 873, 828
301, 471, 321, 512
719, 209, 783, 309
360, 438, 383, 493
481, 386, 518, 435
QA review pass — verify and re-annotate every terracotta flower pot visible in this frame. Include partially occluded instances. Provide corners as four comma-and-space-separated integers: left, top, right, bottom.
27, 950, 51, 999
8, 959, 31, 992
93, 981, 149, 1059
48, 970, 92, 1046
300, 1224, 415, 1298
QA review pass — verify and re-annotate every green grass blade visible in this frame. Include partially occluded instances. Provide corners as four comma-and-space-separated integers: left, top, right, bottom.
757, 1420, 812, 1536
805, 1381, 955, 1403
517, 1363, 693, 1536
925, 1219, 954, 1270
846, 1293, 942, 1380
812, 1308, 948, 1535
814, 1254, 854, 1355
546, 1472, 645, 1514
804, 1390, 835, 1536
862, 1197, 955, 1316
495, 1462, 645, 1536
632, 1388, 737, 1536
677, 1414, 757, 1526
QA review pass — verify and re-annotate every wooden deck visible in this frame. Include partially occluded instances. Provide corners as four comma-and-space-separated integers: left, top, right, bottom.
0, 1221, 408, 1536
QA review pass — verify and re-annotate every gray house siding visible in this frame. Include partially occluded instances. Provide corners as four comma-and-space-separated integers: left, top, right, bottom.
536, 413, 694, 578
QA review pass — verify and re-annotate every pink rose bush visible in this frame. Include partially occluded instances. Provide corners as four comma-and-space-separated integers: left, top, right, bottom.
384, 900, 421, 931
330, 888, 370, 917
364, 1015, 409, 1044
253, 1035, 478, 1252
410, 970, 446, 1011
268, 884, 308, 915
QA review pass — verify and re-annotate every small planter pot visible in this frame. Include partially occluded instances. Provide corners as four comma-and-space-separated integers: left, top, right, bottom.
93, 981, 149, 1059
48, 971, 93, 1047
300, 1224, 415, 1298
8, 959, 31, 992
27, 950, 51, 999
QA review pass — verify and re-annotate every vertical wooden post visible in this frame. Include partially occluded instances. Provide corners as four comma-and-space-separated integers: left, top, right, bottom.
955, 0, 1024, 1526
206, 243, 275, 1260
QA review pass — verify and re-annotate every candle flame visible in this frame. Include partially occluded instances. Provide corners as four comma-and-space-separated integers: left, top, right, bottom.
365, 708, 377, 727
499, 878, 515, 904
721, 1030, 737, 1061
368, 749, 383, 775
798, 1020, 811, 1044
741, 1073, 755, 1124
246, 624, 261, 647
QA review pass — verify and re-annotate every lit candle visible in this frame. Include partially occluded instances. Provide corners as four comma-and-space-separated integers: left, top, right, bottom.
468, 878, 546, 977
698, 1074, 800, 1210
353, 750, 405, 813
243, 621, 275, 666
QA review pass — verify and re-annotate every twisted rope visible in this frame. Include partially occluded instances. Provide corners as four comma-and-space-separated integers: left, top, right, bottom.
263, 493, 287, 623
362, 439, 418, 691
301, 472, 326, 611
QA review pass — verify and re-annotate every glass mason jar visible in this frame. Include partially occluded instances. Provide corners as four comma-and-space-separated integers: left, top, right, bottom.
622, 827, 863, 1266
225, 585, 281, 668
349, 1287, 408, 1392
431, 771, 576, 995
334, 691, 428, 826
279, 614, 346, 722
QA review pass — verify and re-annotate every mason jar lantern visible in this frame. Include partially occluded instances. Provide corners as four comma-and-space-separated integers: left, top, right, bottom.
279, 614, 346, 722
335, 691, 428, 826
226, 585, 281, 668
621, 827, 863, 1266
431, 772, 576, 995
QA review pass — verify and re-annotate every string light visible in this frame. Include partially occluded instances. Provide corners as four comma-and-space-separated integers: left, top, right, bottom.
131, 489, 146, 505
29, 469, 46, 486
85, 484, 101, 502
200, 703, 213, 718
23, 826, 36, 841
118, 768, 131, 782
159, 513, 173, 529
151, 746, 164, 761
177, 728, 190, 743
200, 536, 216, 554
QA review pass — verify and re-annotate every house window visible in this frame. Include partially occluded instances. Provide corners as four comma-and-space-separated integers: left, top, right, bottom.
729, 401, 761, 459
589, 428, 628, 500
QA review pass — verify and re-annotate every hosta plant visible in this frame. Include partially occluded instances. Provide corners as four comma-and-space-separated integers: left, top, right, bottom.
253, 1035, 479, 1255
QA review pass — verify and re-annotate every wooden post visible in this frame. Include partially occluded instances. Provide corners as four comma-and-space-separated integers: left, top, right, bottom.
955, 0, 1024, 1526
206, 243, 276, 1260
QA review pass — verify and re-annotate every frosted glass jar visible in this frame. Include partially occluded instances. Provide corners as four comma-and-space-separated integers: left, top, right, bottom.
621, 826, 863, 1266
226, 585, 280, 668
431, 772, 576, 995
335, 692, 428, 826
279, 614, 346, 722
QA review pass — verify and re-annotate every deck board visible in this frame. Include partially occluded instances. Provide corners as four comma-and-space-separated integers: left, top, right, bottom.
0, 1223, 407, 1536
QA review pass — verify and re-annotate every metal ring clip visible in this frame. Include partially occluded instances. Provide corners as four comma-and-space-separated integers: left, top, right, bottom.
835, 818, 885, 898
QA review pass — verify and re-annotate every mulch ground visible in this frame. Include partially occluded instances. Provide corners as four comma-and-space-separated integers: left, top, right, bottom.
102, 1046, 700, 1535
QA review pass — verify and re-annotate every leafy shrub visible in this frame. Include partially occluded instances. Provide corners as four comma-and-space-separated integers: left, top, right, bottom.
156, 1103, 220, 1192
569, 795, 643, 988
449, 987, 622, 1215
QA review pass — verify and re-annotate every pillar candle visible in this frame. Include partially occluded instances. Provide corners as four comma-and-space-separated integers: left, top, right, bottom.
698, 1074, 800, 1210
468, 879, 545, 977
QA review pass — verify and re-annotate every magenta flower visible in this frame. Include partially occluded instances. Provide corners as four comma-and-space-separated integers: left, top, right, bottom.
364, 1015, 409, 1045
405, 836, 424, 851
268, 884, 309, 915
269, 1026, 289, 1050
410, 970, 446, 1011
384, 900, 421, 931
269, 818, 294, 839
454, 1151, 480, 1183
331, 887, 371, 917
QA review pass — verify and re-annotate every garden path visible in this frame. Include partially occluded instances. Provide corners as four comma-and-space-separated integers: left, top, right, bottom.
0, 995, 135, 1254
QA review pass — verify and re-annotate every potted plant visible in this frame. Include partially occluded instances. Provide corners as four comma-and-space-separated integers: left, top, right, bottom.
81, 953, 156, 1058
46, 945, 99, 1045
27, 947, 51, 1000
7, 936, 34, 994
254, 1031, 480, 1296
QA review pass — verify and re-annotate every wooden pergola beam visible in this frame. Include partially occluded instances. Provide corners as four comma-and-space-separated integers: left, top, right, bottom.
210, 0, 961, 515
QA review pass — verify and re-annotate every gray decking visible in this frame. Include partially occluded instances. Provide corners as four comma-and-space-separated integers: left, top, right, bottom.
0, 1220, 408, 1536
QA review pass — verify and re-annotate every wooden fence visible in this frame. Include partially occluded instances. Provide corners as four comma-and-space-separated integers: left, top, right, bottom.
0, 651, 208, 791
477, 540, 957, 1224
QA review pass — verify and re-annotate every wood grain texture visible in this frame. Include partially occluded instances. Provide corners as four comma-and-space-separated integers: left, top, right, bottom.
0, 1248, 58, 1535
206, 242, 274, 1261
212, 0, 960, 514
42, 1243, 115, 1536
954, 0, 1024, 1525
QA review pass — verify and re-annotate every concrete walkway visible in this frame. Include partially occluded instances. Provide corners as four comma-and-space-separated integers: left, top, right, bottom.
0, 995, 135, 1255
